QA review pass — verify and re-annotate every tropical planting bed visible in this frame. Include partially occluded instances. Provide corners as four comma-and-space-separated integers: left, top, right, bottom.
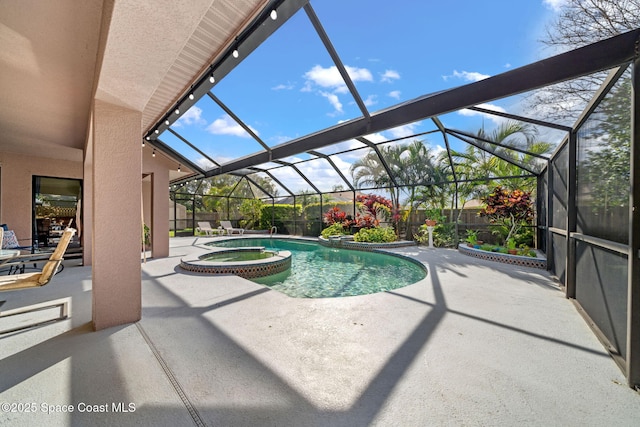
458, 243, 546, 269
320, 194, 404, 245
318, 235, 416, 251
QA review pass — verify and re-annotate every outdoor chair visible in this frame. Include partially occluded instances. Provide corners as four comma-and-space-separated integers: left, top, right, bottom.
0, 227, 75, 291
1, 225, 35, 252
0, 228, 76, 334
220, 220, 244, 235
196, 221, 216, 236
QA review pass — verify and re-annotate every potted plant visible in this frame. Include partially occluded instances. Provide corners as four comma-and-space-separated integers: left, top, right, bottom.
506, 237, 518, 255
423, 207, 442, 227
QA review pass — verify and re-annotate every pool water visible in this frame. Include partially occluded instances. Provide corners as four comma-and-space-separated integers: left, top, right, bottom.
209, 238, 426, 298
201, 251, 275, 262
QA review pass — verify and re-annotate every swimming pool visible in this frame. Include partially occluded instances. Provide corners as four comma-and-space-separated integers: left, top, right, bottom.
209, 238, 426, 298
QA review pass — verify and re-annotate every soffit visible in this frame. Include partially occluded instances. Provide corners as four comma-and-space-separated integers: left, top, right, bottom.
96, 0, 265, 133
0, 0, 264, 162
0, 0, 104, 160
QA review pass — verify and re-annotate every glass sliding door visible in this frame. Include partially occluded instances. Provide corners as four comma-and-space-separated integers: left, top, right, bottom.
33, 176, 82, 250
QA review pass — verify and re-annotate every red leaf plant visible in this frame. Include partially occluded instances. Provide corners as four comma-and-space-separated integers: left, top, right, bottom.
355, 194, 394, 229
479, 186, 534, 243
323, 206, 353, 227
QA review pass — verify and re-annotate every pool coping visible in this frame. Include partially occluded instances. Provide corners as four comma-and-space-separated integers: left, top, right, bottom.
179, 246, 292, 279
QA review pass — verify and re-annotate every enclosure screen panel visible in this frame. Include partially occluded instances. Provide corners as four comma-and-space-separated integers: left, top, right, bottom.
576, 73, 630, 244
551, 233, 566, 285
551, 143, 568, 229
538, 172, 548, 252
575, 241, 628, 359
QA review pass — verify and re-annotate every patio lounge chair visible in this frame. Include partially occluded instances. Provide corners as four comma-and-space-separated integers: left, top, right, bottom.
220, 220, 244, 235
196, 221, 216, 236
0, 228, 75, 291
0, 227, 76, 334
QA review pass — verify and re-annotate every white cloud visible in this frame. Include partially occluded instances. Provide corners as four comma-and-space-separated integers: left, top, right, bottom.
388, 90, 401, 100
272, 82, 295, 91
432, 144, 446, 155
174, 106, 206, 127
292, 157, 355, 192
381, 69, 400, 83
206, 114, 258, 138
313, 138, 367, 157
443, 70, 491, 82
301, 81, 313, 92
363, 95, 377, 107
361, 132, 387, 143
266, 160, 351, 193
195, 156, 217, 170
543, 0, 567, 12
271, 135, 293, 145
319, 91, 343, 114
303, 64, 374, 115
303, 64, 373, 91
387, 123, 420, 139
458, 103, 507, 126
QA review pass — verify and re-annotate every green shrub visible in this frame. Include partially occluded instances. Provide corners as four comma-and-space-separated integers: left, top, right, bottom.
260, 204, 301, 233
305, 201, 354, 236
413, 222, 456, 247
239, 199, 263, 229
515, 227, 535, 247
321, 223, 348, 239
354, 227, 396, 243
304, 201, 353, 221
465, 229, 478, 245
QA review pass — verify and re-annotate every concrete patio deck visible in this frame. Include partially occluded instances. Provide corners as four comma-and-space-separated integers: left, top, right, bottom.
1, 236, 639, 426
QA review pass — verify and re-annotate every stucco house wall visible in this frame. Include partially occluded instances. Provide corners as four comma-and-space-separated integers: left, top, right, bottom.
0, 151, 83, 243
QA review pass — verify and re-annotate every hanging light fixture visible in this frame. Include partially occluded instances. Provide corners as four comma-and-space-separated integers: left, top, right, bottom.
175, 108, 180, 115
165, 119, 170, 125
189, 93, 195, 100
209, 74, 215, 83
270, 9, 277, 20
154, 129, 159, 134
232, 37, 239, 58
178, 164, 181, 172
152, 149, 156, 157
142, 140, 145, 147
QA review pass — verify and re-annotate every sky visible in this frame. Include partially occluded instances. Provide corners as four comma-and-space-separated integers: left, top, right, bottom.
166, 0, 570, 195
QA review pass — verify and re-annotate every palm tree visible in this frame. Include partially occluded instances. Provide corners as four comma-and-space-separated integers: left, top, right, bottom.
395, 141, 451, 238
350, 145, 402, 209
450, 121, 552, 224
351, 140, 450, 238
452, 121, 551, 193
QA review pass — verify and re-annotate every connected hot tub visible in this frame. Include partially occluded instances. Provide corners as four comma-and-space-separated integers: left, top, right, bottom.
179, 247, 292, 279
